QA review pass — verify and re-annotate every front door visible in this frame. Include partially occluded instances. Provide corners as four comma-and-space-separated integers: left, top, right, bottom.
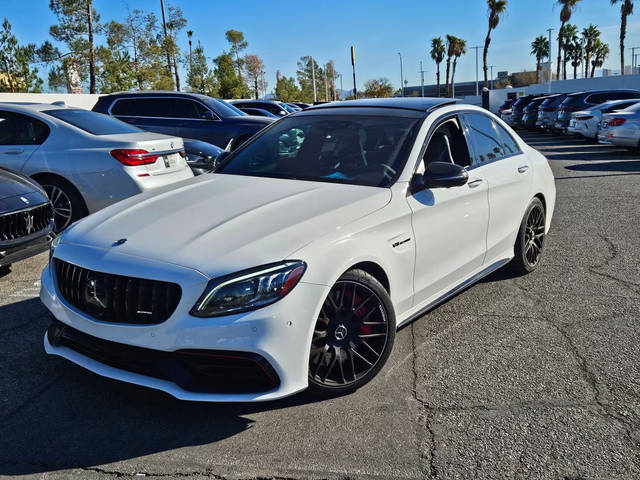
407, 115, 489, 307
0, 111, 50, 172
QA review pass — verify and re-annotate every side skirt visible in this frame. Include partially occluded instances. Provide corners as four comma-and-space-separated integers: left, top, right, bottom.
397, 257, 511, 329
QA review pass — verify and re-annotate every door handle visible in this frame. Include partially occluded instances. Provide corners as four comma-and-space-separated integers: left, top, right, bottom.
2, 149, 24, 155
468, 178, 484, 188
518, 165, 530, 173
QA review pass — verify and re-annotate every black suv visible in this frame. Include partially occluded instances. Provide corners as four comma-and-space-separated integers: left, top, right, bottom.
93, 92, 274, 150
555, 89, 640, 132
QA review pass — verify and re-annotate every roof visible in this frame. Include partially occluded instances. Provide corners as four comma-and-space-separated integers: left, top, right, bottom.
0, 102, 68, 112
307, 97, 456, 113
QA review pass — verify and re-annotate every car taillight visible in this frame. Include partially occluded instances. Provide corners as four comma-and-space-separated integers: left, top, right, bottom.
110, 149, 159, 166
577, 115, 594, 121
178, 150, 186, 158
607, 118, 627, 127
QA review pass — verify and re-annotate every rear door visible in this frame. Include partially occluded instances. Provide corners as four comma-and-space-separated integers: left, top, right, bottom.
463, 112, 533, 264
0, 111, 50, 172
109, 97, 177, 136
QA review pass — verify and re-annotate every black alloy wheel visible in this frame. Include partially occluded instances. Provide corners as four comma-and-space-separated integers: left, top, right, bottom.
308, 269, 395, 395
510, 197, 546, 274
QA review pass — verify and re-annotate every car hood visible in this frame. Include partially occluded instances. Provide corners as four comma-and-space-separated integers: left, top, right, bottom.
61, 174, 391, 278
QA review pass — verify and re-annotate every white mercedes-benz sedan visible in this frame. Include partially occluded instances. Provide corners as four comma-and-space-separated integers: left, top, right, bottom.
0, 103, 193, 232
41, 98, 556, 402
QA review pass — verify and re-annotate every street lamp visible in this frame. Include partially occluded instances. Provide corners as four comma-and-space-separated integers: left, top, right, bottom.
398, 52, 404, 97
470, 46, 482, 96
547, 27, 554, 93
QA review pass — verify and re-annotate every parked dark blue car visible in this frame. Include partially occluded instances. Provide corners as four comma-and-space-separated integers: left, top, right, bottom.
92, 92, 274, 151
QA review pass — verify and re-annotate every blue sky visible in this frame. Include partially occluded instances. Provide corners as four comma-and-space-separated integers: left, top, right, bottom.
4, 0, 640, 92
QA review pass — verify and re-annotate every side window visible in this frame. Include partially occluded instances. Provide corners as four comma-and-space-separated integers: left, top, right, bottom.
586, 93, 605, 105
494, 123, 521, 156
165, 99, 208, 119
0, 111, 50, 146
111, 98, 166, 117
464, 113, 505, 164
422, 117, 472, 168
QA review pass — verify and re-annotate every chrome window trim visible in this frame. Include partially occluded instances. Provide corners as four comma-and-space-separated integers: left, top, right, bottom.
107, 96, 222, 122
461, 112, 524, 170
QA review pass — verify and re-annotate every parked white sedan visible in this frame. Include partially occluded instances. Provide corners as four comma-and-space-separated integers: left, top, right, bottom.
567, 99, 640, 139
0, 103, 193, 232
42, 98, 556, 402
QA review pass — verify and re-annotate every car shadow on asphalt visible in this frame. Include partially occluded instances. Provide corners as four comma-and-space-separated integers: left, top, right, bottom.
0, 298, 334, 476
565, 160, 640, 173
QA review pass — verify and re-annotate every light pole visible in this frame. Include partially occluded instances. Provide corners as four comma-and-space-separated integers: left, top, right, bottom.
630, 47, 640, 73
310, 56, 317, 103
351, 46, 357, 99
471, 45, 482, 96
339, 73, 343, 99
547, 27, 554, 93
397, 52, 404, 97
419, 61, 426, 97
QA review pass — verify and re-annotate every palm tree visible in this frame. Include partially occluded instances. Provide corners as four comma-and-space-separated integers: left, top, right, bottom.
555, 0, 582, 79
567, 39, 583, 78
445, 35, 456, 97
590, 39, 610, 77
611, 0, 634, 74
430, 37, 446, 97
450, 37, 467, 97
560, 24, 578, 79
531, 35, 550, 83
582, 24, 601, 77
483, 0, 508, 89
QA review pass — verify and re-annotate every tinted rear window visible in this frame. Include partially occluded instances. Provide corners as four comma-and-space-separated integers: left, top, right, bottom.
43, 109, 142, 135
561, 96, 580, 107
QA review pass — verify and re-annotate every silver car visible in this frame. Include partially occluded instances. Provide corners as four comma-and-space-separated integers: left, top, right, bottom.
598, 102, 640, 150
0, 103, 193, 232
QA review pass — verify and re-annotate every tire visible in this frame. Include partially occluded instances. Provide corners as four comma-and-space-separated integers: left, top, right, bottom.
308, 269, 396, 396
509, 197, 546, 275
39, 177, 88, 233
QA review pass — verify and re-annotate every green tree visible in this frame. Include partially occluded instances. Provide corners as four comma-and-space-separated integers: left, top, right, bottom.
445, 35, 456, 97
165, 5, 186, 91
49, 0, 100, 93
560, 24, 579, 79
275, 76, 301, 102
186, 42, 217, 96
363, 77, 393, 98
531, 35, 550, 83
610, 0, 634, 74
225, 29, 247, 79
450, 37, 467, 96
590, 38, 610, 77
215, 52, 244, 99
0, 18, 46, 92
296, 56, 323, 103
94, 20, 136, 92
555, 0, 582, 80
568, 38, 583, 78
483, 0, 508, 88
582, 24, 601, 77
430, 37, 446, 97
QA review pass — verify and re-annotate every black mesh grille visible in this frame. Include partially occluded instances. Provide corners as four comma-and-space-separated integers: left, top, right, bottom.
54, 259, 182, 325
0, 203, 53, 242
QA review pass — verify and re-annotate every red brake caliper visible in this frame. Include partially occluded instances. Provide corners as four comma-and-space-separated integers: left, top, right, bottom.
354, 294, 373, 335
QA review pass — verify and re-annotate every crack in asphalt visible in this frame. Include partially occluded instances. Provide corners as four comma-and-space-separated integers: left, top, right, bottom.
587, 234, 640, 295
410, 321, 438, 480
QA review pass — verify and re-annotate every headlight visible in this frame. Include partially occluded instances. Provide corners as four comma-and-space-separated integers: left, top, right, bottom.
49, 234, 61, 262
191, 261, 306, 317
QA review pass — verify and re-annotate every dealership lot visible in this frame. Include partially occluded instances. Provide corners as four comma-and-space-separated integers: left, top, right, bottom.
0, 131, 639, 479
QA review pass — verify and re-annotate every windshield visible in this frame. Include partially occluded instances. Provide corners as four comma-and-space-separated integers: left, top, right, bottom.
43, 109, 142, 135
211, 98, 247, 117
217, 114, 421, 187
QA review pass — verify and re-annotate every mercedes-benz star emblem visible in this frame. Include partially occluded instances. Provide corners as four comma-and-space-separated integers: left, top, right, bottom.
170, 141, 174, 149
24, 213, 34, 235
334, 324, 348, 341
112, 238, 127, 247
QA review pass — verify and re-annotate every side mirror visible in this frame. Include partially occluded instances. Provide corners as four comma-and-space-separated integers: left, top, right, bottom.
201, 110, 217, 120
410, 162, 469, 193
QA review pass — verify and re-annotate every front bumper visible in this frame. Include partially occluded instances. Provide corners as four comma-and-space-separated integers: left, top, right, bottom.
40, 247, 329, 402
0, 231, 54, 267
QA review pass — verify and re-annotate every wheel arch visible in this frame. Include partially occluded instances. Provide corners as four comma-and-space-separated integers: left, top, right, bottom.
346, 261, 391, 294
533, 192, 546, 211
30, 172, 88, 211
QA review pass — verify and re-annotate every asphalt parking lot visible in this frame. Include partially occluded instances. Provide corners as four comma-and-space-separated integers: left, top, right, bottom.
1, 130, 639, 480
